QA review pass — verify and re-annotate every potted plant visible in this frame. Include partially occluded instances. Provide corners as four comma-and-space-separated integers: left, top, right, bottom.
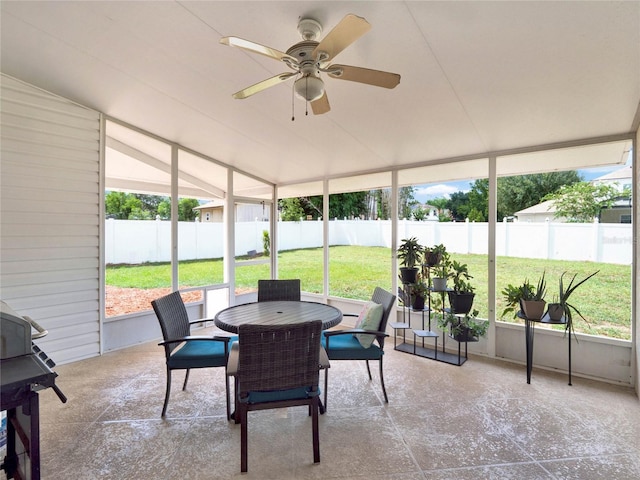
397, 237, 424, 284
438, 309, 488, 342
410, 280, 429, 311
447, 259, 475, 314
547, 297, 564, 321
500, 273, 546, 320
519, 272, 547, 320
552, 270, 599, 334
423, 243, 446, 267
501, 281, 530, 318
430, 249, 450, 291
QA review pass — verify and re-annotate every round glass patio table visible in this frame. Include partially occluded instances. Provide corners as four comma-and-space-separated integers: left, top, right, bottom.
214, 300, 342, 333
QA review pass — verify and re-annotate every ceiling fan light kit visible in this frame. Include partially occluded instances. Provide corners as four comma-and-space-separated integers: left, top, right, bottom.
294, 75, 324, 102
220, 14, 401, 115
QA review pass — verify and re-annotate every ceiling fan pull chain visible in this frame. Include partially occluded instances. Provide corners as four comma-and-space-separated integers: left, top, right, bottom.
305, 76, 309, 116
291, 81, 296, 121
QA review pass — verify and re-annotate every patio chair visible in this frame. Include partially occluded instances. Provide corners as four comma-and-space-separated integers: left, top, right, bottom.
228, 320, 323, 472
322, 287, 396, 410
151, 291, 235, 419
257, 278, 301, 301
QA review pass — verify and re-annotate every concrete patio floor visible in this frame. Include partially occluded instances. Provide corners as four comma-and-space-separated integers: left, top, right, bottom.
36, 326, 640, 479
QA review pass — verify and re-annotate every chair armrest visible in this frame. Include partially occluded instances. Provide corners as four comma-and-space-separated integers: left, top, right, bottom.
342, 313, 358, 318
324, 329, 389, 338
226, 341, 239, 377
319, 346, 330, 370
158, 335, 232, 346
188, 318, 214, 325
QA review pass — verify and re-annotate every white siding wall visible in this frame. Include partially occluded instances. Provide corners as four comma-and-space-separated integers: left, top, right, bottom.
0, 75, 101, 364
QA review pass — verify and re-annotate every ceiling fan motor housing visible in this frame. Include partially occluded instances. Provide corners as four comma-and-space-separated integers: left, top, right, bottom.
297, 18, 322, 41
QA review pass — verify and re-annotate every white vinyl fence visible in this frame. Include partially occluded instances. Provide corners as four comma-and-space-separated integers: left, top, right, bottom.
105, 218, 632, 265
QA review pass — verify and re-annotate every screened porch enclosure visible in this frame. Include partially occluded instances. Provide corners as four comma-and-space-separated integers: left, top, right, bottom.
98, 115, 636, 389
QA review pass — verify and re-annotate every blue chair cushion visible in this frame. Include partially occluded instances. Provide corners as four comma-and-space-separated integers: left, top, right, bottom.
241, 386, 320, 404
168, 335, 237, 369
322, 331, 383, 361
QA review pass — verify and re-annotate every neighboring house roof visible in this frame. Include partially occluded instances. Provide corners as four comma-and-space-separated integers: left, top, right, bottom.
514, 165, 632, 220
192, 200, 224, 210
592, 165, 632, 183
515, 199, 556, 215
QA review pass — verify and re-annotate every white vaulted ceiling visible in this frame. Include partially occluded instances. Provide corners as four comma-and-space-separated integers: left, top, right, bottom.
1, 1, 639, 193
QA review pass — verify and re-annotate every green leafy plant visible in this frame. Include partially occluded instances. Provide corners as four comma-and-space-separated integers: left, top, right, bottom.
262, 230, 270, 256
558, 270, 599, 335
423, 243, 446, 267
410, 279, 429, 298
501, 282, 529, 318
431, 250, 451, 279
397, 237, 424, 269
501, 272, 546, 318
438, 309, 488, 340
522, 272, 546, 301
449, 259, 474, 293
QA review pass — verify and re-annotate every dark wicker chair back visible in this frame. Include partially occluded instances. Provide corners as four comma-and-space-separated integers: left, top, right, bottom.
151, 291, 233, 418
257, 279, 301, 302
152, 291, 191, 355
371, 286, 397, 350
238, 321, 321, 396
234, 320, 322, 472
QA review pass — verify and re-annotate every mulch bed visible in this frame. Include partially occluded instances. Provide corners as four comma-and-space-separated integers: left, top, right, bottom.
106, 286, 203, 317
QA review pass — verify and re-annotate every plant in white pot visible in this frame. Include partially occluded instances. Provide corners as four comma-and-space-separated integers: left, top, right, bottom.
430, 249, 450, 292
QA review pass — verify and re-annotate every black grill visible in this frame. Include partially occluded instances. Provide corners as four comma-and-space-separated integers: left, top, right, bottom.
1, 303, 66, 480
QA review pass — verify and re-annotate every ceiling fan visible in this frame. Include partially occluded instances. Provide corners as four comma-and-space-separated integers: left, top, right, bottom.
220, 14, 401, 115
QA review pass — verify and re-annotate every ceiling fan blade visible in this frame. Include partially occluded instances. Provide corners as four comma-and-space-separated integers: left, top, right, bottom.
220, 36, 298, 64
311, 91, 330, 115
312, 14, 371, 63
232, 72, 297, 99
327, 65, 401, 89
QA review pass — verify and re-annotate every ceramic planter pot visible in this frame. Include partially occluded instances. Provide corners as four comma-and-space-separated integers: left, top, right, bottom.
412, 294, 425, 311
521, 299, 546, 320
447, 291, 475, 314
399, 267, 419, 285
452, 327, 478, 343
424, 252, 442, 267
547, 303, 564, 321
432, 277, 448, 291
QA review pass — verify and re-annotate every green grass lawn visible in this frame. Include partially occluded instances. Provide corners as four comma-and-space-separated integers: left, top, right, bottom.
107, 246, 632, 340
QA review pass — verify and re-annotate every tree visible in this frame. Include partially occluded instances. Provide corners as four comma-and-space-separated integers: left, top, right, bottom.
105, 191, 142, 219
373, 189, 391, 220
329, 192, 368, 219
467, 179, 488, 221
178, 198, 200, 221
135, 194, 166, 214
279, 198, 306, 221
543, 182, 627, 222
412, 207, 427, 221
398, 186, 415, 219
128, 206, 153, 220
448, 191, 471, 221
106, 192, 200, 220
497, 172, 581, 219
281, 192, 371, 221
157, 199, 171, 220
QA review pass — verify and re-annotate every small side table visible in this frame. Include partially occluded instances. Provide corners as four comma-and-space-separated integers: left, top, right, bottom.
518, 311, 570, 385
